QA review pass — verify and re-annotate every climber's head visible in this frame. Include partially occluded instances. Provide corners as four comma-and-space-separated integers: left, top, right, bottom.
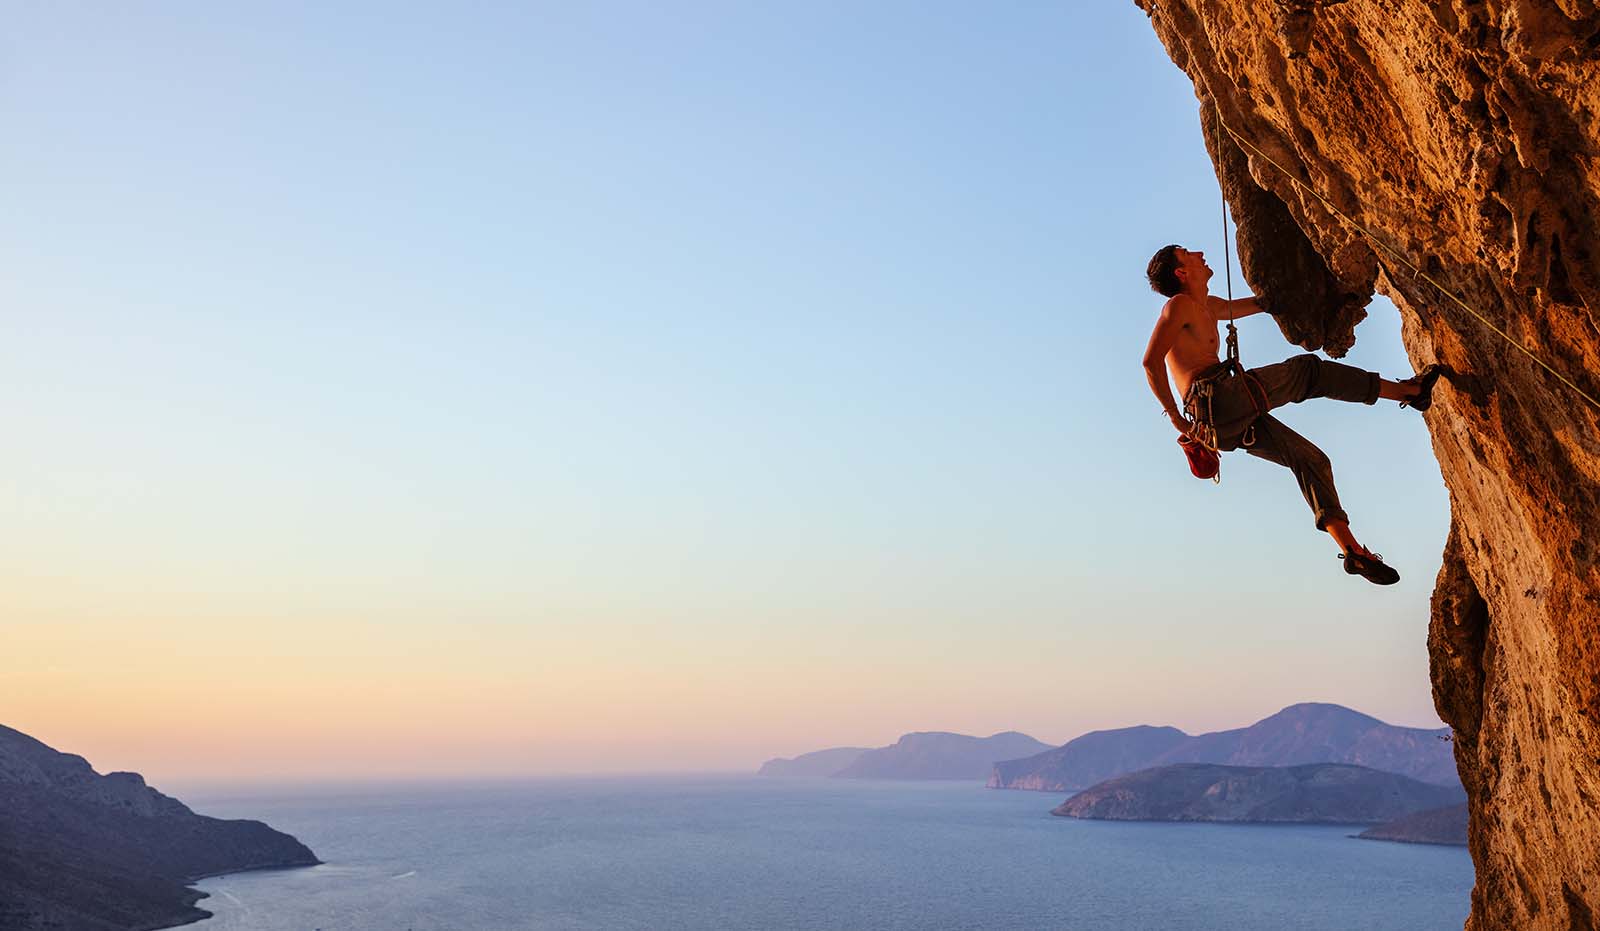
1146, 244, 1212, 297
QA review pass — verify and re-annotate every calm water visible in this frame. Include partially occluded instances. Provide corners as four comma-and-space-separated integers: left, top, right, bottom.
182, 777, 1472, 930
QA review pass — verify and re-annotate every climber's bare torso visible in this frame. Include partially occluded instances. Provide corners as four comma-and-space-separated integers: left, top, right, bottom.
1141, 247, 1266, 426
1160, 292, 1225, 398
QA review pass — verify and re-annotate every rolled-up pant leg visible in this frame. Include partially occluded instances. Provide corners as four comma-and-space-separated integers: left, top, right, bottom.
1244, 414, 1349, 530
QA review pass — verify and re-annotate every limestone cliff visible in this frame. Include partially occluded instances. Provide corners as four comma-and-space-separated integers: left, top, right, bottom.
1135, 2, 1600, 927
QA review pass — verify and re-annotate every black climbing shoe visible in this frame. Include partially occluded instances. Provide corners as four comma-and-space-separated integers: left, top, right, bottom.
1341, 551, 1400, 586
1399, 364, 1449, 412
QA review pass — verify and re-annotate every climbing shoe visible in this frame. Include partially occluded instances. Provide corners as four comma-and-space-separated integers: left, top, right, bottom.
1399, 364, 1449, 412
1341, 551, 1400, 586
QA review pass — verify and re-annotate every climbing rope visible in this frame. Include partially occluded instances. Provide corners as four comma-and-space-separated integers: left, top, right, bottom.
1178, 191, 1244, 482
1221, 181, 1238, 362
1181, 118, 1268, 484
1212, 113, 1600, 415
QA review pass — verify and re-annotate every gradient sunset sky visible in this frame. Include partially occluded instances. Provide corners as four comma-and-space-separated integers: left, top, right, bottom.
2, 2, 1449, 784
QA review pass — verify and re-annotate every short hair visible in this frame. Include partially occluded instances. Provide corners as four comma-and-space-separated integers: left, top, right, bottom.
1146, 244, 1183, 297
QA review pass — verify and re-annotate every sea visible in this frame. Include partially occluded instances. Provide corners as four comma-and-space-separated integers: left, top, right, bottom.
180, 776, 1473, 930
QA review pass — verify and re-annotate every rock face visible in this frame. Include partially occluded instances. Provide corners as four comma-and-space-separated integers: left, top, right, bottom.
0, 724, 319, 930
989, 703, 1455, 791
1052, 762, 1465, 824
1135, 2, 1600, 926
832, 731, 1053, 780
1359, 803, 1471, 847
757, 746, 871, 778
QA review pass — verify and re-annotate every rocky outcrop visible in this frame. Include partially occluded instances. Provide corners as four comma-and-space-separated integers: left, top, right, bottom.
1136, 2, 1600, 926
1359, 803, 1471, 847
0, 724, 319, 930
989, 703, 1455, 791
1052, 762, 1464, 823
758, 746, 871, 778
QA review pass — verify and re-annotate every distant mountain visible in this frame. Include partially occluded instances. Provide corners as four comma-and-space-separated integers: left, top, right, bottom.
0, 723, 319, 930
1052, 763, 1466, 823
990, 703, 1457, 791
758, 747, 871, 778
1357, 803, 1469, 846
833, 731, 1053, 781
989, 725, 1191, 791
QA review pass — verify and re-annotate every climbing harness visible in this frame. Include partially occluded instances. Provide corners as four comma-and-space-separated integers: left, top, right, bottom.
1212, 113, 1600, 417
1180, 132, 1272, 484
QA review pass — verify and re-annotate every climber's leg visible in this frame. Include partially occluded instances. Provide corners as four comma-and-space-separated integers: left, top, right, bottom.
1246, 354, 1381, 410
1244, 414, 1400, 584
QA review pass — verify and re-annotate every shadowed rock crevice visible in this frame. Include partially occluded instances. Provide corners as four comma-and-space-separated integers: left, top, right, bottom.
1430, 525, 1493, 919
1200, 105, 1374, 356
1135, 1, 1600, 927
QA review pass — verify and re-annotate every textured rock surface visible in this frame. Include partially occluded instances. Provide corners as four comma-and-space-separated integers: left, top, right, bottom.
1051, 762, 1464, 823
1135, 2, 1600, 927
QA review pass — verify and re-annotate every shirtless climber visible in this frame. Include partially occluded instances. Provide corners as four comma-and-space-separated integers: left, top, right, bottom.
1141, 244, 1445, 585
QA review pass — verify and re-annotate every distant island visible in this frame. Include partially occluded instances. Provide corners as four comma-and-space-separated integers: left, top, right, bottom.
0, 723, 319, 930
760, 731, 1051, 781
757, 746, 871, 778
763, 703, 1459, 792
1052, 762, 1465, 824
990, 703, 1457, 791
1357, 803, 1469, 846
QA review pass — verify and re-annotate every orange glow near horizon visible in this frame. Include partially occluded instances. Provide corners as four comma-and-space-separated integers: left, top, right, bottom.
4, 568, 1443, 787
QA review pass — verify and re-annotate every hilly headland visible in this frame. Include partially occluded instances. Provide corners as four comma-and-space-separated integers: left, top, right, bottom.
761, 731, 1051, 781
990, 703, 1457, 791
1052, 762, 1465, 824
0, 723, 318, 931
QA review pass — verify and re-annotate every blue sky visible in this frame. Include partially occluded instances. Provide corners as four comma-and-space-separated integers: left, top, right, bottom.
0, 2, 1450, 779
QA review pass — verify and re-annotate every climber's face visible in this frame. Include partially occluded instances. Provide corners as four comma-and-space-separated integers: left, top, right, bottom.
1174, 247, 1213, 289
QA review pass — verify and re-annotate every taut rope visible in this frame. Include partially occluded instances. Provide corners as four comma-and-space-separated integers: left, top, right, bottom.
1212, 112, 1600, 416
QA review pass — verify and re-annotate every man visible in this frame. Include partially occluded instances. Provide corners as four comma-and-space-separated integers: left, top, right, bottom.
1141, 244, 1444, 585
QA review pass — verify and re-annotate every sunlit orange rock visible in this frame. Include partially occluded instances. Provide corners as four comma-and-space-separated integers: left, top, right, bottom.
1135, 1, 1600, 927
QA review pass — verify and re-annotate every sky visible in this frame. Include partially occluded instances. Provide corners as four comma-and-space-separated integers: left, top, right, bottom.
0, 2, 1450, 784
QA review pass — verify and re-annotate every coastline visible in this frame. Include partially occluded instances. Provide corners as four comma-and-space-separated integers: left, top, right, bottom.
1351, 834, 1468, 848
146, 858, 325, 931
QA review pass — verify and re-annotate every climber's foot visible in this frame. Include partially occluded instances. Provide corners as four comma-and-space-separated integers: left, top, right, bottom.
1399, 364, 1449, 412
1341, 549, 1400, 586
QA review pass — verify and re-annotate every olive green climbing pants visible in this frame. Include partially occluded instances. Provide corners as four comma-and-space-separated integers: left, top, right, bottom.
1184, 353, 1382, 530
